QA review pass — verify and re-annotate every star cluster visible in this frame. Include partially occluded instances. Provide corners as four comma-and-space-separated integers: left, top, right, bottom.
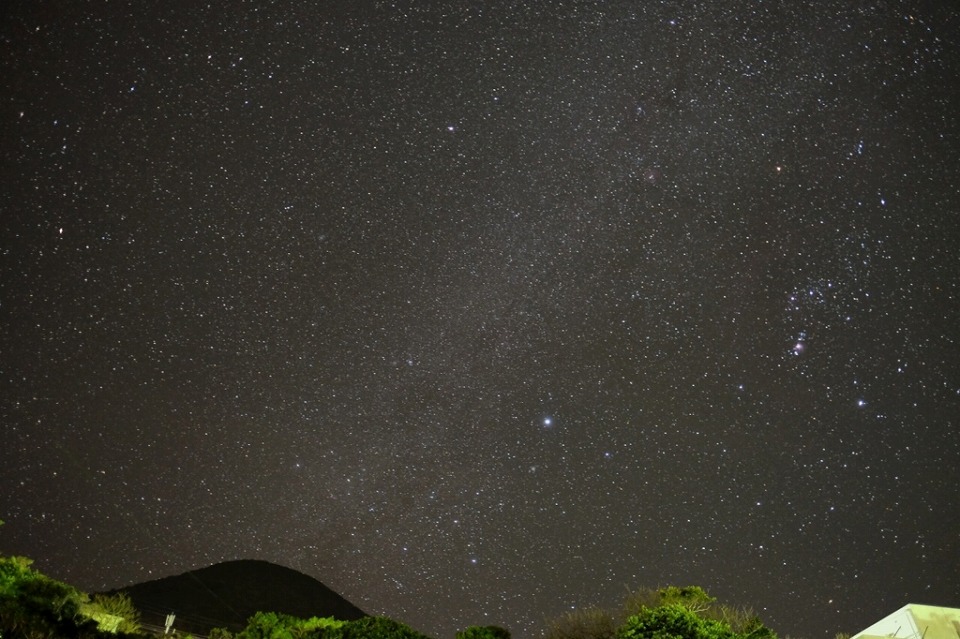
2, 3, 959, 639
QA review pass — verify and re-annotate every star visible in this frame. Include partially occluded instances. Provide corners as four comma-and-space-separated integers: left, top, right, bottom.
3, 3, 956, 639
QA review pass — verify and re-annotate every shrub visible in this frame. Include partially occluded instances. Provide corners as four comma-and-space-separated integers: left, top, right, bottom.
0, 555, 96, 639
86, 592, 141, 633
618, 604, 734, 639
545, 586, 776, 639
300, 616, 348, 639
457, 625, 511, 639
623, 588, 716, 618
238, 611, 300, 639
237, 612, 356, 639
339, 616, 433, 639
543, 608, 619, 639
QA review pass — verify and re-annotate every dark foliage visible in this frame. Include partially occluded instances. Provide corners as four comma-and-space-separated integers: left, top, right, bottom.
2, 543, 778, 639
109, 559, 366, 636
546, 587, 778, 639
0, 555, 143, 639
456, 626, 512, 639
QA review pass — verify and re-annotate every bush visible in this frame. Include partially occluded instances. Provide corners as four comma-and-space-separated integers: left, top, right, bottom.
457, 626, 511, 639
85, 592, 141, 633
618, 604, 734, 639
0, 555, 99, 639
301, 616, 348, 638
543, 608, 619, 639
623, 588, 716, 617
339, 616, 433, 639
229, 614, 435, 639
238, 611, 300, 639
543, 586, 776, 639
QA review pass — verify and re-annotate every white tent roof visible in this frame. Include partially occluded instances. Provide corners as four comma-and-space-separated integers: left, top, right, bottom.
851, 604, 960, 639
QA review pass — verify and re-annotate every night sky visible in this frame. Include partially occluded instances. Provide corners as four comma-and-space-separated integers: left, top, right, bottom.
2, 2, 959, 638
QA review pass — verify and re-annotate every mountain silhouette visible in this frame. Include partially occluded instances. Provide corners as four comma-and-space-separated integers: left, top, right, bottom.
106, 559, 366, 635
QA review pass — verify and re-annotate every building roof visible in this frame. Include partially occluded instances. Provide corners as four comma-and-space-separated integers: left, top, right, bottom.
852, 604, 960, 639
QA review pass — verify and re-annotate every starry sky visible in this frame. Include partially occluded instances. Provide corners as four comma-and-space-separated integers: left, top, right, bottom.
2, 2, 959, 638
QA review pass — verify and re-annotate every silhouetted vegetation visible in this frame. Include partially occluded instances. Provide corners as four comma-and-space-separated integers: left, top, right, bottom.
456, 626, 512, 639
544, 586, 774, 639
1, 545, 781, 639
209, 612, 433, 639
543, 606, 619, 639
0, 555, 141, 639
83, 593, 141, 634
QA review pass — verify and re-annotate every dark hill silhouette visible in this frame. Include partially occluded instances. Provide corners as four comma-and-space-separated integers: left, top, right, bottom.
106, 559, 366, 636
